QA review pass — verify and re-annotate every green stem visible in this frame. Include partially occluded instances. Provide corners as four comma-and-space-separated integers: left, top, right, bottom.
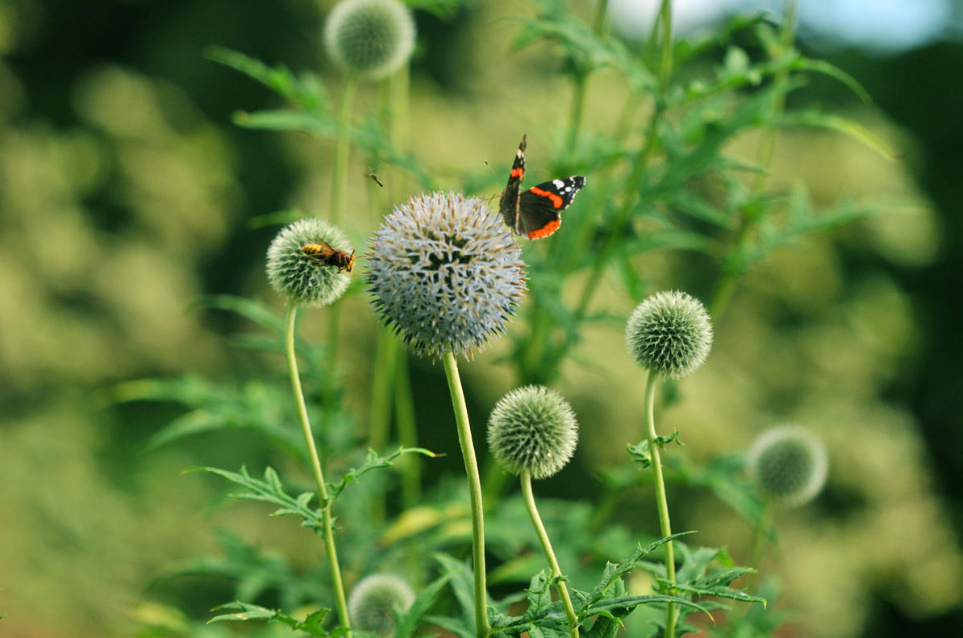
442, 351, 489, 638
745, 499, 774, 591
642, 370, 676, 638
327, 72, 360, 364
284, 303, 351, 638
331, 72, 359, 228
367, 327, 399, 526
521, 471, 579, 638
394, 349, 421, 510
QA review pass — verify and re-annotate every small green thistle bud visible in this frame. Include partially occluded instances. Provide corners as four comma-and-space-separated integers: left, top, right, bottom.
487, 385, 579, 480
625, 290, 713, 378
266, 218, 352, 307
748, 426, 829, 506
365, 191, 526, 359
324, 0, 416, 79
348, 573, 415, 637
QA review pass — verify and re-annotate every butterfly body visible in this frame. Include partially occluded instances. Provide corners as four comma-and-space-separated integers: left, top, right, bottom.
498, 134, 586, 240
301, 241, 355, 273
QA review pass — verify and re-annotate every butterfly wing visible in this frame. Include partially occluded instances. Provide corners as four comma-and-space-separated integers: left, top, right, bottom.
516, 176, 586, 239
499, 135, 527, 230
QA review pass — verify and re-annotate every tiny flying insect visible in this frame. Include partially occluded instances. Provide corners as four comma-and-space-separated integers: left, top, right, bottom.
300, 241, 355, 273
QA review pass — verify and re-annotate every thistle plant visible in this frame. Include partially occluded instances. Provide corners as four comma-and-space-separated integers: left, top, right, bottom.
748, 425, 829, 507
488, 386, 580, 638
366, 191, 526, 638
348, 573, 416, 637
267, 218, 354, 637
626, 291, 713, 638
267, 218, 353, 307
116, 1, 895, 636
324, 0, 416, 81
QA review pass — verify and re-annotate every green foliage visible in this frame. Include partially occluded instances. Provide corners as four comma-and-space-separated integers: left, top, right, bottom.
126, 2, 887, 637
210, 602, 334, 637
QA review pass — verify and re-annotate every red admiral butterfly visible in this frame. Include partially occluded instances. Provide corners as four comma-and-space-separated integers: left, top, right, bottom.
499, 134, 586, 240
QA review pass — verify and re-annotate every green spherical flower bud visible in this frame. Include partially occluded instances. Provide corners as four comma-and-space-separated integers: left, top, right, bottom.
625, 290, 713, 378
748, 426, 828, 506
487, 385, 579, 480
348, 573, 415, 637
324, 0, 416, 79
266, 218, 352, 307
365, 191, 526, 359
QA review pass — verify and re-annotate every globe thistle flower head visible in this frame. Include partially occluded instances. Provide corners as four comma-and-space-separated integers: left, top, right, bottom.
365, 191, 526, 359
348, 573, 415, 637
748, 425, 829, 507
487, 385, 579, 480
266, 218, 352, 307
324, 0, 416, 79
625, 290, 713, 378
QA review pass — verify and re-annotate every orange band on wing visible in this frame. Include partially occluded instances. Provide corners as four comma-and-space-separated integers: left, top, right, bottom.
510, 167, 524, 178
528, 186, 564, 209
526, 219, 561, 239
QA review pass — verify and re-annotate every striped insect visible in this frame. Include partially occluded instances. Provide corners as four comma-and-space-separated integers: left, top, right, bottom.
300, 241, 355, 273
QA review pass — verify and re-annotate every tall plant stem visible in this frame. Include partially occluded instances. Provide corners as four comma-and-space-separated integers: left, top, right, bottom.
521, 471, 579, 638
442, 351, 489, 638
745, 499, 774, 592
331, 72, 359, 228
642, 370, 677, 638
709, 0, 797, 320
394, 350, 421, 509
327, 72, 360, 363
284, 302, 351, 638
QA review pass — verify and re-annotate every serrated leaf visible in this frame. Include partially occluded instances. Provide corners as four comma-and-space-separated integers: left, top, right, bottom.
329, 447, 437, 500
210, 601, 331, 636
587, 533, 696, 605
194, 466, 325, 534
584, 594, 709, 617
669, 582, 766, 606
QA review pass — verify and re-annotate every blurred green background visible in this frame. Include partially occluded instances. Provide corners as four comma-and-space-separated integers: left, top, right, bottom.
1, 0, 962, 636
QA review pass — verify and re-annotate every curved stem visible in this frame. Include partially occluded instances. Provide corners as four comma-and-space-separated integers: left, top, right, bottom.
284, 303, 351, 638
442, 352, 489, 638
521, 471, 579, 638
642, 370, 676, 638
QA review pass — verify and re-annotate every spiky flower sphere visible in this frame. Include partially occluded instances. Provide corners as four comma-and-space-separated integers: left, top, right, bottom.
748, 426, 829, 506
266, 218, 352, 307
324, 0, 416, 79
365, 191, 526, 359
487, 386, 579, 480
348, 573, 415, 637
625, 290, 713, 378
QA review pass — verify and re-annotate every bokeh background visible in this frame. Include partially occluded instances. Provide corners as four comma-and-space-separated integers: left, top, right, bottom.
2, 0, 962, 636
